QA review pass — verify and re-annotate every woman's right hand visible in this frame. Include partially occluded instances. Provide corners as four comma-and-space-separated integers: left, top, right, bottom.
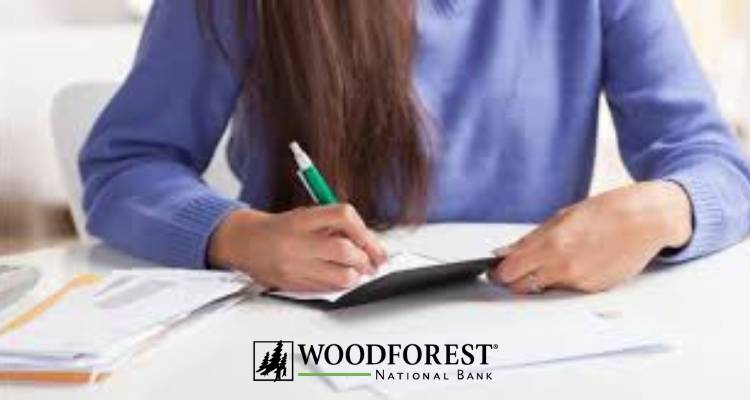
208, 204, 388, 292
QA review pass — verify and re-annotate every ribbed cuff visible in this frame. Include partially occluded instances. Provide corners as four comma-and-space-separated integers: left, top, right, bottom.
162, 194, 246, 269
657, 172, 726, 263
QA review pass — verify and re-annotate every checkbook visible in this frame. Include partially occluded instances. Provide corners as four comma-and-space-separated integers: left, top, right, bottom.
270, 252, 499, 308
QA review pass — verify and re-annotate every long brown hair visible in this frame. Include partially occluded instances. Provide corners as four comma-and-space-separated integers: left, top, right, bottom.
197, 0, 432, 227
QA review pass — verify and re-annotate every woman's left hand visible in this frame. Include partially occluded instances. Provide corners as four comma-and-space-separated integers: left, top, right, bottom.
488, 181, 693, 294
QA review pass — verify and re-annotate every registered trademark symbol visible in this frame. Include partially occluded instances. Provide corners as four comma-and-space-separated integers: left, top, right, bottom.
493, 344, 499, 349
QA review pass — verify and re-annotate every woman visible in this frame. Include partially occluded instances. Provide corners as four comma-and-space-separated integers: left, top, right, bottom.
80, 0, 750, 294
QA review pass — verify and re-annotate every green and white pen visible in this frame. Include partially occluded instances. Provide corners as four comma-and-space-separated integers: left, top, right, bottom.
290, 141, 339, 205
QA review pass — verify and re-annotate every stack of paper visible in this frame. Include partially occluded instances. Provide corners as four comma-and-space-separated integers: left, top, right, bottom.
0, 269, 253, 384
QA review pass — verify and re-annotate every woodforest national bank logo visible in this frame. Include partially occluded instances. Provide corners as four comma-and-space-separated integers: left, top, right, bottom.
253, 340, 294, 381
253, 340, 499, 384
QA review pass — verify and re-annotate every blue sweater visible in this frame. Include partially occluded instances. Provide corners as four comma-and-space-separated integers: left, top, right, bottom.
80, 0, 750, 268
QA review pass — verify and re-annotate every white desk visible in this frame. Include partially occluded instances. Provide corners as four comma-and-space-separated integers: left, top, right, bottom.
2, 224, 749, 400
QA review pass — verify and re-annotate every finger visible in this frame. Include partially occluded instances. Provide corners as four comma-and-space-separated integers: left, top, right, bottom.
495, 209, 581, 284
493, 243, 546, 284
300, 204, 388, 265
298, 260, 361, 291
506, 266, 557, 294
310, 237, 374, 275
533, 257, 598, 293
274, 275, 332, 293
569, 277, 607, 294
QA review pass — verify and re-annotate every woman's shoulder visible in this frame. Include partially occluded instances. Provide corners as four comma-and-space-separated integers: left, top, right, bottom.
139, 0, 255, 69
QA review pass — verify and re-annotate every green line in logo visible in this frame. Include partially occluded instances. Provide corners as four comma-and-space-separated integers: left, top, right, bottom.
298, 372, 372, 377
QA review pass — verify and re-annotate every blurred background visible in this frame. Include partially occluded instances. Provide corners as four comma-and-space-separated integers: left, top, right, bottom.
1, 0, 749, 255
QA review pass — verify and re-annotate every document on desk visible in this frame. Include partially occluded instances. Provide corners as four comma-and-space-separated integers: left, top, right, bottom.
0, 269, 250, 357
0, 269, 255, 383
301, 311, 668, 396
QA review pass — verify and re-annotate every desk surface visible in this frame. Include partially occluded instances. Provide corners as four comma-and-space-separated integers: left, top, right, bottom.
1, 224, 749, 400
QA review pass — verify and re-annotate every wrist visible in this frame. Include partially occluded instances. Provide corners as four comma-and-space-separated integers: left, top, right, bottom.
646, 181, 693, 249
208, 208, 270, 268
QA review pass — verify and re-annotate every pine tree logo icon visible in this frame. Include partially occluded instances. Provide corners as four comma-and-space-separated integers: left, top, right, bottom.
253, 340, 294, 381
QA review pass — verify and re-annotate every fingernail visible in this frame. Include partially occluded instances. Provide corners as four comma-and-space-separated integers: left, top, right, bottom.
492, 244, 515, 257
375, 252, 387, 266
